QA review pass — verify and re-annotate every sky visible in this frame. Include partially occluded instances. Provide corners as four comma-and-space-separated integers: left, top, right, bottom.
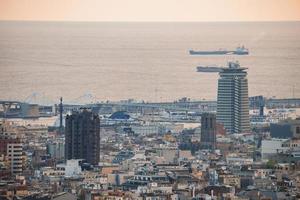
0, 0, 300, 22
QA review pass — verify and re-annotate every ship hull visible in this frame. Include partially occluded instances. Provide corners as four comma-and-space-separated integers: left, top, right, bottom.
196, 66, 223, 72
189, 50, 248, 55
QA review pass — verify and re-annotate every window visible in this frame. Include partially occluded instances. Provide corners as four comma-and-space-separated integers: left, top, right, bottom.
296, 126, 300, 134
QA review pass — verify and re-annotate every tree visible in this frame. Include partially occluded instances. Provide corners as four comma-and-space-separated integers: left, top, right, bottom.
266, 159, 277, 169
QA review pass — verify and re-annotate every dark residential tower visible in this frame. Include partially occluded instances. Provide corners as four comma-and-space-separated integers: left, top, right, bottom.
65, 109, 100, 165
201, 113, 217, 150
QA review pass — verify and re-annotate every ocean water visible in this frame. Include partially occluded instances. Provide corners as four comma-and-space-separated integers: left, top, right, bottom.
0, 21, 299, 104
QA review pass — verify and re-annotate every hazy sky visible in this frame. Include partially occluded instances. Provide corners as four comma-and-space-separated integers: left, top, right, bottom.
1, 0, 300, 21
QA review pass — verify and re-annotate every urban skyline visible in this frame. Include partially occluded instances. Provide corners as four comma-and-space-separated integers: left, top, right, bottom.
0, 1, 300, 200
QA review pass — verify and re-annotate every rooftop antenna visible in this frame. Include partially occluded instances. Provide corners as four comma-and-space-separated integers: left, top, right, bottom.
59, 97, 63, 134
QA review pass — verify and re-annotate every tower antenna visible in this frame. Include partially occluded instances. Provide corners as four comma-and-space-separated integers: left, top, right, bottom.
59, 97, 63, 134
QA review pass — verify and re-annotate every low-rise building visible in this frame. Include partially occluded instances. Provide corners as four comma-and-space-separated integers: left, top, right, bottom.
261, 138, 289, 160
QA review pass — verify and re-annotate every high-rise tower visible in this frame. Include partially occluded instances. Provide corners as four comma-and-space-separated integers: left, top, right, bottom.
201, 113, 216, 150
217, 61, 250, 134
65, 109, 100, 165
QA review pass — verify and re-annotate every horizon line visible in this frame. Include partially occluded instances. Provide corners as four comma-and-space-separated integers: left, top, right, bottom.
1, 19, 300, 23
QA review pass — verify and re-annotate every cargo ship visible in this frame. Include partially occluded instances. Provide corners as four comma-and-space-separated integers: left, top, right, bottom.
196, 61, 245, 73
189, 46, 249, 55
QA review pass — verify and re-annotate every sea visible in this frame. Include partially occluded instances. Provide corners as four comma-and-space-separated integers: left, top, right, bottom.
0, 21, 299, 104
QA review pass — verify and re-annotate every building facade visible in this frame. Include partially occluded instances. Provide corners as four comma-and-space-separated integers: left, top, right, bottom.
270, 118, 300, 139
7, 143, 23, 174
47, 139, 65, 161
200, 113, 216, 150
217, 61, 250, 134
0, 121, 23, 175
65, 109, 100, 165
261, 139, 289, 160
